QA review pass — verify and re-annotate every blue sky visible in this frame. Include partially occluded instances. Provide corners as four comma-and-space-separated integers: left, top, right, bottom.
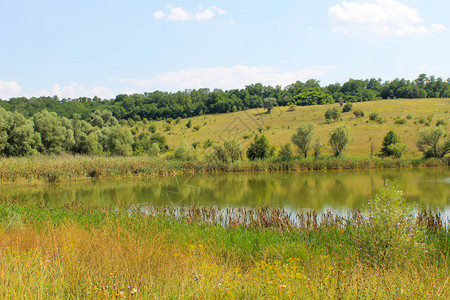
0, 0, 449, 99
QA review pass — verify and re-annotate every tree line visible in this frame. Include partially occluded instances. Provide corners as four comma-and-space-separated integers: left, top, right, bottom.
1, 74, 449, 122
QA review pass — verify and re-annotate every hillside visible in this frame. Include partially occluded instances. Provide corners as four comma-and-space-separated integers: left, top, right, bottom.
147, 98, 450, 158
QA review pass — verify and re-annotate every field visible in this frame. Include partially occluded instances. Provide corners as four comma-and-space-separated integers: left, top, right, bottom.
145, 98, 450, 158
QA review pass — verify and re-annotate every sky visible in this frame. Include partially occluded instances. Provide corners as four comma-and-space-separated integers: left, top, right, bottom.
0, 0, 449, 99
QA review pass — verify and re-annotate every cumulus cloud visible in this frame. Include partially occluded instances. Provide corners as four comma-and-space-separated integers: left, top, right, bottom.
0, 80, 22, 99
154, 5, 226, 21
34, 83, 115, 99
329, 0, 446, 36
118, 65, 336, 91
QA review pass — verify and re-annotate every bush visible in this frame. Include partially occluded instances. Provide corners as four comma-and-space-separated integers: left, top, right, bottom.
381, 130, 400, 157
386, 143, 407, 158
313, 138, 322, 158
148, 124, 157, 133
186, 120, 192, 128
203, 139, 213, 149
193, 125, 201, 131
173, 141, 197, 161
342, 103, 353, 112
246, 135, 273, 160
278, 143, 292, 160
355, 182, 427, 268
369, 112, 379, 121
353, 109, 364, 118
394, 118, 407, 124
329, 125, 352, 157
324, 107, 341, 122
436, 119, 446, 126
288, 104, 296, 112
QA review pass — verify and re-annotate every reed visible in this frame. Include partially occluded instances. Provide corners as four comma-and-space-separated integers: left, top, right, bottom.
0, 154, 448, 183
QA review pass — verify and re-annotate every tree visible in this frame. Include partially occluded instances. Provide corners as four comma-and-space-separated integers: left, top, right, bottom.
263, 97, 277, 113
278, 143, 292, 160
105, 125, 133, 156
246, 134, 273, 160
33, 110, 72, 154
329, 125, 352, 156
381, 130, 400, 157
342, 103, 353, 112
417, 126, 450, 158
291, 123, 315, 157
324, 107, 341, 122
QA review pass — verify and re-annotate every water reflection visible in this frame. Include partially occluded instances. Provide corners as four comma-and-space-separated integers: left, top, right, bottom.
1, 168, 449, 211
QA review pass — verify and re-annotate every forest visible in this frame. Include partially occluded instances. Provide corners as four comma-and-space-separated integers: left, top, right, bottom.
1, 74, 449, 122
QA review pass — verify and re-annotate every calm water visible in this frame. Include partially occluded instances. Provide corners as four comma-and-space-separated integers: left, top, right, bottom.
2, 168, 449, 213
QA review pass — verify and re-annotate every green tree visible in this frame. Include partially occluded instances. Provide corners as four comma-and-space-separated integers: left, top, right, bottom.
105, 125, 133, 156
329, 125, 352, 157
291, 123, 315, 158
417, 126, 450, 158
246, 134, 272, 160
278, 143, 292, 160
381, 130, 400, 157
324, 107, 341, 122
33, 110, 72, 154
263, 97, 277, 113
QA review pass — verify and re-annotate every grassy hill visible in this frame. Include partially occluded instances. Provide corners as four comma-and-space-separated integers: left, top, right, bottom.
145, 98, 450, 158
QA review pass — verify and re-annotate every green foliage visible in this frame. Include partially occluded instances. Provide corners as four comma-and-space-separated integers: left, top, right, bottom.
294, 88, 333, 106
105, 125, 133, 156
287, 104, 296, 112
246, 135, 273, 160
173, 141, 197, 161
386, 143, 407, 158
329, 125, 352, 157
33, 110, 72, 154
291, 123, 315, 158
193, 125, 201, 131
324, 107, 341, 122
148, 124, 157, 133
353, 109, 364, 118
417, 126, 450, 158
381, 130, 401, 157
186, 120, 192, 128
436, 119, 446, 126
208, 139, 243, 164
342, 103, 353, 112
313, 138, 322, 158
203, 138, 213, 149
263, 97, 277, 113
394, 118, 407, 124
278, 143, 292, 160
355, 182, 427, 268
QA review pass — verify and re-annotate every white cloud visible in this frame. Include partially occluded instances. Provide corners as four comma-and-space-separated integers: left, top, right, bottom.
34, 83, 115, 99
329, 0, 446, 36
0, 80, 21, 99
153, 11, 165, 20
154, 5, 227, 21
118, 65, 336, 91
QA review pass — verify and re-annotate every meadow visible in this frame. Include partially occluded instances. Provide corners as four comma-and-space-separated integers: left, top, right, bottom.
148, 98, 450, 157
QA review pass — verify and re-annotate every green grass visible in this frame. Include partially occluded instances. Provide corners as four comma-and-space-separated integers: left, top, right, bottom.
145, 98, 450, 157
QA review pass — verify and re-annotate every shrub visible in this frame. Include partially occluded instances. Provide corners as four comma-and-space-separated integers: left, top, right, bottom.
436, 119, 446, 126
381, 130, 400, 157
288, 104, 296, 112
193, 125, 201, 131
148, 124, 157, 133
173, 141, 197, 161
246, 135, 273, 160
148, 143, 160, 157
278, 143, 292, 160
203, 139, 213, 149
386, 143, 407, 158
313, 138, 322, 158
324, 107, 341, 122
353, 109, 364, 118
355, 182, 427, 268
186, 120, 192, 128
406, 115, 412, 119
329, 125, 352, 157
291, 123, 315, 158
342, 103, 353, 112
369, 112, 379, 121
394, 118, 407, 124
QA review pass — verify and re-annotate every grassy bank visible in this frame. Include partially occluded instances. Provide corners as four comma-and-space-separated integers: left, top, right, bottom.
0, 184, 449, 298
0, 154, 448, 184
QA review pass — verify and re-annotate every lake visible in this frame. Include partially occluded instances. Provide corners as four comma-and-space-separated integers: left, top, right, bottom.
3, 167, 449, 215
